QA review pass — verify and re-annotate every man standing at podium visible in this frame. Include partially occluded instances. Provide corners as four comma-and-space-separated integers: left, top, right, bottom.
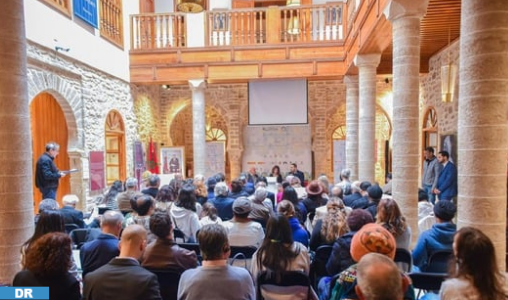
35, 142, 65, 199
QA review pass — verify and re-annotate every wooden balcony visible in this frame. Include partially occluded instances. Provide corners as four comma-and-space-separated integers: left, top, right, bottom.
129, 3, 350, 84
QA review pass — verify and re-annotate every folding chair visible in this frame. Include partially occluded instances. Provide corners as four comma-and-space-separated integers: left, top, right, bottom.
393, 248, 412, 273
65, 223, 79, 234
145, 268, 181, 300
177, 243, 202, 263
257, 270, 315, 300
409, 272, 447, 299
69, 228, 90, 249
229, 245, 257, 269
309, 245, 333, 289
426, 250, 453, 273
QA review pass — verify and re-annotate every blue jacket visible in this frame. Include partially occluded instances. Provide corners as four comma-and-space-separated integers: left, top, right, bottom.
437, 162, 457, 200
326, 231, 355, 276
210, 195, 235, 221
80, 233, 120, 278
35, 152, 61, 189
412, 222, 456, 271
288, 216, 309, 247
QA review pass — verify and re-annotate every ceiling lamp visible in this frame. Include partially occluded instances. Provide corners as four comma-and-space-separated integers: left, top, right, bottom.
177, 0, 204, 13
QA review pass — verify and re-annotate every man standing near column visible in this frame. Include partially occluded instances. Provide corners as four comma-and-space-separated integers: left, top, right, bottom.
35, 142, 65, 199
422, 147, 442, 204
434, 151, 457, 202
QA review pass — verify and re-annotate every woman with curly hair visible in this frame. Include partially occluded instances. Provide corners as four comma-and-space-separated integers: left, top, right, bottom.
309, 197, 349, 251
14, 232, 81, 300
251, 214, 310, 281
376, 198, 411, 250
440, 227, 508, 300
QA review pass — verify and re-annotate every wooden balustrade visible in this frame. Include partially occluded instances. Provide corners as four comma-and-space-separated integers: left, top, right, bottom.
131, 13, 187, 49
130, 3, 345, 50
99, 0, 124, 48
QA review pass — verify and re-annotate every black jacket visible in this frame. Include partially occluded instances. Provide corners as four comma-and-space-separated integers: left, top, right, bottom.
35, 152, 61, 189
60, 206, 86, 228
13, 270, 80, 300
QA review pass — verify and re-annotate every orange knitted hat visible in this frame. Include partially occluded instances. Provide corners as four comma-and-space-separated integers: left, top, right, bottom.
350, 223, 396, 262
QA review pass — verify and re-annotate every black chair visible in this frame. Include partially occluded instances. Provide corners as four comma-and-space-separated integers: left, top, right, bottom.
394, 248, 413, 273
145, 268, 181, 300
426, 250, 453, 273
309, 245, 333, 289
69, 228, 90, 249
409, 272, 447, 299
229, 246, 257, 268
256, 270, 313, 300
64, 223, 79, 234
173, 228, 186, 243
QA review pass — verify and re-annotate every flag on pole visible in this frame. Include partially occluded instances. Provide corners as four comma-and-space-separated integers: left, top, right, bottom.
148, 137, 159, 174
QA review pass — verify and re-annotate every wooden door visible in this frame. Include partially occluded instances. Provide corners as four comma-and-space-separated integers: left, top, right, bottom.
30, 92, 70, 211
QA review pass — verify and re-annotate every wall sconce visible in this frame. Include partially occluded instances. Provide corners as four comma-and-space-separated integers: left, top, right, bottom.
441, 63, 457, 103
161, 84, 171, 90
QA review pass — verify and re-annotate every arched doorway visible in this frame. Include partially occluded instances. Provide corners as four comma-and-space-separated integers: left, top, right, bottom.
30, 92, 70, 210
105, 110, 126, 186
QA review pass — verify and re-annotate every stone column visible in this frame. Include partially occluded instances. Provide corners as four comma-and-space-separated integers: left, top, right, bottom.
354, 54, 380, 183
344, 75, 359, 181
189, 79, 207, 177
457, 0, 508, 269
385, 0, 429, 246
0, 0, 33, 284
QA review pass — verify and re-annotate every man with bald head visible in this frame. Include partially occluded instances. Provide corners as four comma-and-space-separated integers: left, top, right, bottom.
83, 224, 162, 300
355, 253, 407, 300
80, 210, 124, 277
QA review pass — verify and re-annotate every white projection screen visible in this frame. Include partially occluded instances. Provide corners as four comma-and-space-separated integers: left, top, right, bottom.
249, 79, 308, 125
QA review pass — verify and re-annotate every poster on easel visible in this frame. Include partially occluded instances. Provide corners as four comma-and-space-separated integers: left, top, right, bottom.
206, 141, 225, 179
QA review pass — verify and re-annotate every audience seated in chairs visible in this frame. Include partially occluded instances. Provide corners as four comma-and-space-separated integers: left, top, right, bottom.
248, 187, 274, 227
169, 183, 202, 243
117, 177, 142, 214
277, 200, 309, 248
125, 194, 157, 243
250, 214, 310, 283
356, 253, 409, 300
59, 194, 85, 229
142, 175, 161, 199
80, 210, 124, 278
199, 202, 222, 226
34, 198, 59, 224
21, 210, 80, 280
257, 270, 317, 300
412, 200, 456, 271
439, 227, 508, 300
309, 198, 349, 251
177, 224, 255, 300
141, 212, 198, 272
328, 223, 415, 300
210, 182, 235, 221
319, 209, 374, 300
13, 232, 81, 300
222, 197, 265, 248
83, 225, 162, 300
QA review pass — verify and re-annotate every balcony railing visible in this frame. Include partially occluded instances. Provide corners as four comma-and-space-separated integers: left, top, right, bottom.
130, 3, 345, 50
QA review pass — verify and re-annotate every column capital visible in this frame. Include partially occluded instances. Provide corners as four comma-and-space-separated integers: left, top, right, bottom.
188, 79, 207, 91
354, 54, 381, 68
344, 75, 359, 86
384, 0, 429, 21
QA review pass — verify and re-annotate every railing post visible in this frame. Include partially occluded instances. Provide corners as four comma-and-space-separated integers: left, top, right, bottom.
266, 6, 281, 44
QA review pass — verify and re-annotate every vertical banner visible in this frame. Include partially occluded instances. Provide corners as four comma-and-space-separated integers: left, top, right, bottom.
73, 0, 98, 28
89, 151, 105, 191
134, 141, 145, 190
333, 140, 346, 183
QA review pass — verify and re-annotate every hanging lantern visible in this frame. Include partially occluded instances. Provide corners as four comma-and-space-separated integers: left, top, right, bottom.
287, 16, 300, 34
286, 0, 301, 6
441, 63, 457, 103
177, 0, 204, 13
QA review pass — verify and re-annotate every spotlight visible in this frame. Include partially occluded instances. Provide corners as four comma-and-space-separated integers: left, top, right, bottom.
161, 84, 171, 90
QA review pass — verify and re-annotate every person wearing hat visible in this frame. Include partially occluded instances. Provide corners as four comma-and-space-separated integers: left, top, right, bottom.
364, 184, 383, 220
412, 200, 457, 271
221, 197, 265, 248
329, 223, 415, 300
302, 181, 327, 217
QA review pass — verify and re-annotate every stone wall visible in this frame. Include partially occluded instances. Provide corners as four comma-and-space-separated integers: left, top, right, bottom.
421, 40, 460, 134
27, 42, 139, 210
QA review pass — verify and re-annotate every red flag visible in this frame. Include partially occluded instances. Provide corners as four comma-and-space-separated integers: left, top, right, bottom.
148, 137, 159, 174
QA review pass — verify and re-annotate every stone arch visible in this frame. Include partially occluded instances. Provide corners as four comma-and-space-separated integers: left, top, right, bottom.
27, 69, 82, 149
